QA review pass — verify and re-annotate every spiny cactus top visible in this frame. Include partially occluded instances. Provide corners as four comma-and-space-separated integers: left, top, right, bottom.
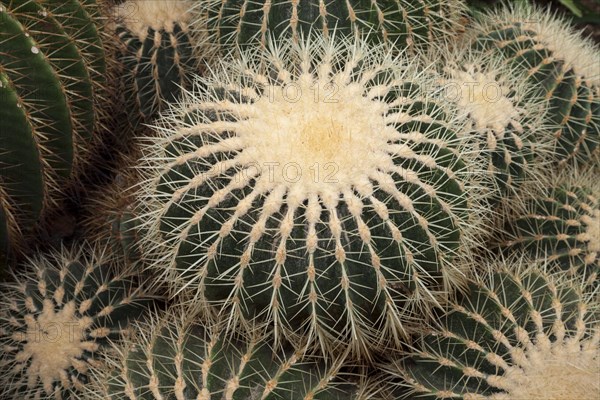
381, 260, 600, 399
0, 245, 159, 399
112, 0, 196, 123
430, 44, 547, 197
137, 35, 488, 357
87, 307, 370, 400
498, 169, 599, 288
195, 0, 466, 56
470, 4, 600, 167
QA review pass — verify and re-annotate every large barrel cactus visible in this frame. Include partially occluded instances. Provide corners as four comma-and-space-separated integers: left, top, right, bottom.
195, 0, 466, 56
497, 169, 599, 287
0, 0, 110, 260
470, 5, 600, 168
380, 260, 600, 399
112, 0, 197, 125
87, 307, 371, 399
137, 36, 489, 357
0, 244, 159, 399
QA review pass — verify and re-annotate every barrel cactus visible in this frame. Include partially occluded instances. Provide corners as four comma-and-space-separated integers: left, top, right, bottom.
195, 0, 466, 57
0, 244, 159, 399
497, 169, 599, 287
87, 306, 372, 399
470, 4, 600, 168
112, 0, 197, 125
0, 0, 110, 260
381, 260, 600, 399
137, 35, 489, 357
430, 44, 547, 197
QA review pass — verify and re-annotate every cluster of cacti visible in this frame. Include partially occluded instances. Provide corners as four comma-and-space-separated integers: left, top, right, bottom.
86, 306, 370, 399
380, 260, 600, 399
111, 0, 197, 125
0, 0, 112, 261
197, 0, 466, 55
470, 5, 600, 167
497, 169, 599, 287
0, 0, 599, 399
136, 36, 491, 357
0, 245, 160, 399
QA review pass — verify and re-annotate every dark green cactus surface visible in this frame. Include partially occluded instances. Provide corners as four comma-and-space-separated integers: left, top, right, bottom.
89, 308, 367, 400
201, 0, 465, 54
0, 0, 107, 259
382, 264, 600, 399
471, 7, 600, 167
0, 245, 158, 399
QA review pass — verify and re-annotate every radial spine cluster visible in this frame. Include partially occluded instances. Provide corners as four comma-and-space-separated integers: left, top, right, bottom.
0, 245, 158, 399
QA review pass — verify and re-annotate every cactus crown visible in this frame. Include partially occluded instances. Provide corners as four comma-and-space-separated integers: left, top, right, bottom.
381, 260, 600, 399
429, 44, 548, 195
0, 245, 158, 399
114, 0, 192, 40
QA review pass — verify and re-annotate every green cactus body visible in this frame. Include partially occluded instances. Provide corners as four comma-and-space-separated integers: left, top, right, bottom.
470, 6, 600, 167
89, 308, 367, 400
200, 0, 465, 55
431, 46, 546, 197
382, 262, 600, 399
0, 3, 74, 200
499, 172, 599, 287
0, 245, 159, 399
39, 0, 109, 138
0, 69, 45, 232
139, 37, 487, 356
0, 0, 109, 261
113, 0, 196, 124
4, 0, 97, 167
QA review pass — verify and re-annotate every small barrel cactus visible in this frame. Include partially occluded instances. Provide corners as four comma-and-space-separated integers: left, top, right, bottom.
112, 0, 197, 124
137, 35, 489, 357
0, 0, 111, 261
87, 307, 371, 399
428, 44, 548, 197
497, 169, 599, 287
469, 4, 600, 168
380, 260, 600, 399
195, 0, 466, 56
0, 244, 160, 399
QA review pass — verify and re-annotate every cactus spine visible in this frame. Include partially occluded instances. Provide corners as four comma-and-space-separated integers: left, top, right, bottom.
197, 0, 465, 55
470, 5, 600, 168
112, 0, 196, 125
381, 260, 600, 399
0, 244, 159, 399
87, 307, 369, 400
137, 35, 488, 357
498, 169, 599, 287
